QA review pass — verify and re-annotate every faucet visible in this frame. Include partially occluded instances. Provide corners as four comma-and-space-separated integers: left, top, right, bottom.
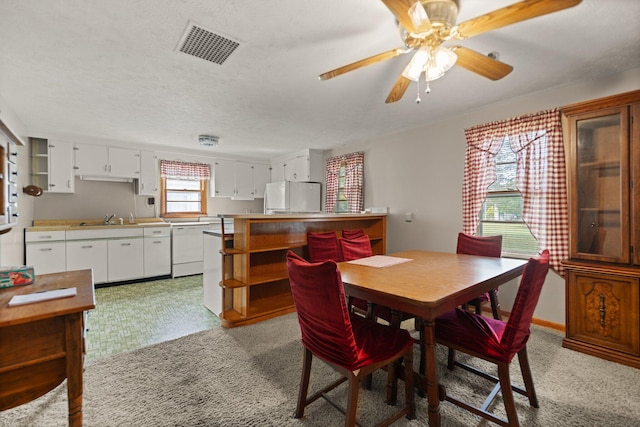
104, 214, 116, 224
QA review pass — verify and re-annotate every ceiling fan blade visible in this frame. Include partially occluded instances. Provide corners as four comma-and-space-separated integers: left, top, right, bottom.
455, 0, 582, 39
381, 0, 423, 34
319, 48, 407, 81
451, 46, 513, 80
385, 75, 411, 103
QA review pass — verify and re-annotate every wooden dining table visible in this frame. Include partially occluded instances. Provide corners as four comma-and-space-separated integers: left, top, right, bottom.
338, 250, 527, 427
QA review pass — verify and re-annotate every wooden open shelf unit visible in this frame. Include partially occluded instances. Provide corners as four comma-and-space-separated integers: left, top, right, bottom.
217, 214, 387, 328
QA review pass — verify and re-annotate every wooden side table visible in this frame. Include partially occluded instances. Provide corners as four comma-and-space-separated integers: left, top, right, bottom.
0, 269, 95, 426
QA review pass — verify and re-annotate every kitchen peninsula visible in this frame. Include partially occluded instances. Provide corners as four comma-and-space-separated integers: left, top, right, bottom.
204, 213, 387, 328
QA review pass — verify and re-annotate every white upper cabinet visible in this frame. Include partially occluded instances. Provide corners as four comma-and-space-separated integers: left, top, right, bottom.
74, 143, 140, 179
233, 161, 255, 200
30, 138, 75, 193
136, 150, 158, 195
253, 163, 271, 199
212, 159, 236, 198
271, 149, 324, 183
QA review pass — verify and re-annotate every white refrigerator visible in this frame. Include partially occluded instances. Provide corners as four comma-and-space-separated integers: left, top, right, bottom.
264, 181, 322, 214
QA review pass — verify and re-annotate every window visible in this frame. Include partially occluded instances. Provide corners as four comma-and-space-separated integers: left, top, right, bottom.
161, 178, 207, 216
160, 160, 210, 218
463, 109, 569, 273
325, 152, 364, 213
335, 160, 349, 213
478, 139, 538, 256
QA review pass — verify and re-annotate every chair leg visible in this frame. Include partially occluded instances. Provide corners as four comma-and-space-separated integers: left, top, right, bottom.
447, 348, 456, 370
473, 300, 482, 315
489, 289, 502, 320
364, 302, 377, 390
295, 348, 313, 418
403, 346, 416, 420
497, 362, 520, 427
517, 346, 539, 408
345, 375, 360, 427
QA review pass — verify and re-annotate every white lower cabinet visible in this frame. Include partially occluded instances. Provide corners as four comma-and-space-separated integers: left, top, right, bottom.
107, 238, 144, 282
66, 240, 108, 284
26, 242, 66, 275
25, 230, 67, 275
143, 227, 171, 277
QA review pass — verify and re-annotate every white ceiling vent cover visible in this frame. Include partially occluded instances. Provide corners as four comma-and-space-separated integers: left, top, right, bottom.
177, 23, 240, 65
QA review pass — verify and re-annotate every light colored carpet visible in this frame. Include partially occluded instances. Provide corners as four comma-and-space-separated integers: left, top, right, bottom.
2, 313, 639, 426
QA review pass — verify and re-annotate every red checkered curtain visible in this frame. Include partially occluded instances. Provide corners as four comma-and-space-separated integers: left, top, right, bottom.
325, 152, 364, 213
463, 109, 568, 274
160, 160, 210, 180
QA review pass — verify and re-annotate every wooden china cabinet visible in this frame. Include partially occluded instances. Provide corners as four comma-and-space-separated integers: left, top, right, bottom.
561, 90, 640, 368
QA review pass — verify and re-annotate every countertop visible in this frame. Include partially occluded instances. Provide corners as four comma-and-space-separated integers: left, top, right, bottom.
217, 213, 387, 219
27, 218, 170, 232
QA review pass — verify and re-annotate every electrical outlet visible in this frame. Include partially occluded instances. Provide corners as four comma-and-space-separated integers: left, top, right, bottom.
147, 197, 155, 206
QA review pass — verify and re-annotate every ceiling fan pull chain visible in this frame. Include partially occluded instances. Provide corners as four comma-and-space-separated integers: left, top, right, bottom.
416, 80, 422, 104
425, 81, 432, 94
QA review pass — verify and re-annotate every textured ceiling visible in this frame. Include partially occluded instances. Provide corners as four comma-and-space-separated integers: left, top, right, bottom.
1, 0, 639, 161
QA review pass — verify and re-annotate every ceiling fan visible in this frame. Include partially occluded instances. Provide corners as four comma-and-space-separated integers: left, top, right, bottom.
319, 0, 582, 103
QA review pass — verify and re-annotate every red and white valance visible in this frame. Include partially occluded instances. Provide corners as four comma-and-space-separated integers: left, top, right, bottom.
160, 160, 210, 180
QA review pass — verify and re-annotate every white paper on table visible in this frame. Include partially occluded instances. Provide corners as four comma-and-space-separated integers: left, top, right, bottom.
8, 287, 77, 306
346, 255, 413, 268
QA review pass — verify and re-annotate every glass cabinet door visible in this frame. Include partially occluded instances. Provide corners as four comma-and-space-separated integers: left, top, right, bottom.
571, 107, 630, 263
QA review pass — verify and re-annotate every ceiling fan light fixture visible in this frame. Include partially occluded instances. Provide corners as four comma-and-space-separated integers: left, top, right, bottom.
402, 47, 430, 81
421, 0, 459, 28
424, 46, 457, 81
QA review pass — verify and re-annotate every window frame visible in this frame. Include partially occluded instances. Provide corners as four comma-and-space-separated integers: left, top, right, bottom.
160, 177, 208, 218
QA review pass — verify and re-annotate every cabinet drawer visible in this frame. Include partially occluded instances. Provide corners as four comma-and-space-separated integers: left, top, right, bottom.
567, 270, 639, 355
25, 230, 66, 242
66, 227, 143, 240
143, 226, 170, 237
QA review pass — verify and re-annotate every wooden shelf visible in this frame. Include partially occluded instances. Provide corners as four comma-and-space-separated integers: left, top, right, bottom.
217, 214, 387, 328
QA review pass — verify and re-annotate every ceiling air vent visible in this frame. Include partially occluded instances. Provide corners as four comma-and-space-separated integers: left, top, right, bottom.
177, 23, 239, 65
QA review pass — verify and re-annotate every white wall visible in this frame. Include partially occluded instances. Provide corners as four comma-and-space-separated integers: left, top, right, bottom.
327, 68, 640, 327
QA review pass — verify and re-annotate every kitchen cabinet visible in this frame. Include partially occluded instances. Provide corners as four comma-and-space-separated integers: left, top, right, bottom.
136, 150, 158, 195
66, 239, 108, 283
30, 138, 75, 193
216, 214, 386, 328
253, 163, 271, 198
561, 90, 640, 368
74, 143, 140, 179
212, 160, 265, 200
25, 230, 67, 275
271, 149, 323, 183
143, 226, 171, 277
107, 237, 144, 282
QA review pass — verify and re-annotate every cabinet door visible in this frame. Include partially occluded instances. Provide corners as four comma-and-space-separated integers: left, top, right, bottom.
568, 107, 630, 263
233, 162, 254, 200
567, 270, 639, 356
48, 141, 75, 193
270, 160, 285, 182
285, 155, 308, 181
137, 150, 158, 195
253, 163, 271, 198
66, 240, 108, 283
74, 143, 108, 176
109, 147, 140, 178
26, 242, 66, 275
213, 159, 235, 197
107, 238, 143, 281
144, 236, 171, 277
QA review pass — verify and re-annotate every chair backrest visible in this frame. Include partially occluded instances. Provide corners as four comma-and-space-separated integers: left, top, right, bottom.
342, 228, 365, 239
501, 250, 550, 353
307, 231, 342, 262
340, 234, 373, 261
456, 233, 503, 258
286, 251, 360, 369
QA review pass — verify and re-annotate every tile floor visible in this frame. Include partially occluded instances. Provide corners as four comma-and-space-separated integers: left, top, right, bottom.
85, 275, 219, 363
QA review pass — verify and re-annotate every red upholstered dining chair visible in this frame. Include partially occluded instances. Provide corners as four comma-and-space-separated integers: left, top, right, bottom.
306, 231, 343, 264
435, 250, 550, 427
457, 232, 504, 319
339, 234, 373, 261
286, 251, 415, 426
342, 228, 366, 239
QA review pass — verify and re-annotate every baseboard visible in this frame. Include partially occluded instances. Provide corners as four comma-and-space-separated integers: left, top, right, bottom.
483, 306, 566, 333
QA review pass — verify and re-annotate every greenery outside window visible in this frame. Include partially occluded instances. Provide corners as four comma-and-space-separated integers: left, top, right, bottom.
335, 160, 349, 213
478, 139, 538, 256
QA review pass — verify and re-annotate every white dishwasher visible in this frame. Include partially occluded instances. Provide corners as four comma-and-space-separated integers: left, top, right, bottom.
171, 223, 211, 277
